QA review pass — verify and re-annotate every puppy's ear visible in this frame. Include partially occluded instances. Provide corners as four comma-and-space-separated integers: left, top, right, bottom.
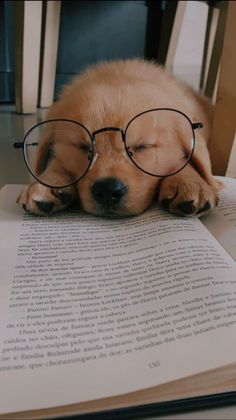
191, 136, 224, 191
34, 132, 53, 176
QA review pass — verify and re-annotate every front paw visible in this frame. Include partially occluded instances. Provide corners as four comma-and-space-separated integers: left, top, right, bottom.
17, 182, 76, 215
159, 177, 219, 217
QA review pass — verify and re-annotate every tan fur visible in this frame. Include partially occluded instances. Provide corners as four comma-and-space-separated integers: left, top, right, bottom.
18, 59, 222, 216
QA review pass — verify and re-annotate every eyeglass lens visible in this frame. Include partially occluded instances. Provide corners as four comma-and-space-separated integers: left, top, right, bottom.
24, 120, 93, 188
124, 109, 194, 177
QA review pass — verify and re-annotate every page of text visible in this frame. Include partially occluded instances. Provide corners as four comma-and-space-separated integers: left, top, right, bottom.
0, 184, 236, 414
202, 177, 236, 259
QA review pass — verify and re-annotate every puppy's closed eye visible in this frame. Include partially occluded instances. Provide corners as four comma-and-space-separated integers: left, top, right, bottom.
72, 142, 92, 153
134, 144, 153, 152
128, 143, 155, 156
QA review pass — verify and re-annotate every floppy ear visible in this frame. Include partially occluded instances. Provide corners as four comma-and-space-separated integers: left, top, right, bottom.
34, 132, 54, 176
190, 135, 224, 191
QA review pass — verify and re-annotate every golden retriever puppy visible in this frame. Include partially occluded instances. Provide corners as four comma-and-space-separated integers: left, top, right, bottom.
18, 59, 222, 217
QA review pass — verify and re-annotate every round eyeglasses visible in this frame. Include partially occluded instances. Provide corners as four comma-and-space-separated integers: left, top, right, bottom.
14, 108, 203, 189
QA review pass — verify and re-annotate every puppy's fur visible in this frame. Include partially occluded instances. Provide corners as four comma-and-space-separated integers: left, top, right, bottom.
18, 59, 222, 217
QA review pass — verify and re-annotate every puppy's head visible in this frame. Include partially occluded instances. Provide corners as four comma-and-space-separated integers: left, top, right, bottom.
41, 61, 204, 217
43, 77, 170, 217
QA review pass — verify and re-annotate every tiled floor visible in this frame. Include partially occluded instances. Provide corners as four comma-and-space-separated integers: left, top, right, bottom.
0, 106, 47, 188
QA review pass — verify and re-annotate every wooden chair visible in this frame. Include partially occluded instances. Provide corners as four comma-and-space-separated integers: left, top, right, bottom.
13, 0, 61, 113
13, 0, 42, 114
208, 1, 236, 176
162, 0, 236, 176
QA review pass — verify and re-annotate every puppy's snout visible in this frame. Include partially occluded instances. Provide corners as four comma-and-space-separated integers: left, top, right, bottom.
91, 177, 127, 207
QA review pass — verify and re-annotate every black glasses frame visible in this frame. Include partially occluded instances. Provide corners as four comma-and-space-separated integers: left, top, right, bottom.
14, 108, 203, 189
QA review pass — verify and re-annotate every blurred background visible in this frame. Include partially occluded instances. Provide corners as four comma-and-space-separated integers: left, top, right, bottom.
0, 0, 212, 102
0, 0, 235, 186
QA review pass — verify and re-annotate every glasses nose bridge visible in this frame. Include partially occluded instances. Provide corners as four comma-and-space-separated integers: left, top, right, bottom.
92, 126, 125, 141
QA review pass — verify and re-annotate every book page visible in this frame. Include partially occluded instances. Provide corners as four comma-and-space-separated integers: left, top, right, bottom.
201, 177, 236, 259
0, 184, 236, 415
217, 177, 236, 226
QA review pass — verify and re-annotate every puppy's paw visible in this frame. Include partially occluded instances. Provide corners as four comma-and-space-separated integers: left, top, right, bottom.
17, 182, 77, 215
159, 177, 219, 217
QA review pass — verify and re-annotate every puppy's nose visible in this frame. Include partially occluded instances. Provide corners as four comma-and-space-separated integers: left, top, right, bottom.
91, 177, 127, 206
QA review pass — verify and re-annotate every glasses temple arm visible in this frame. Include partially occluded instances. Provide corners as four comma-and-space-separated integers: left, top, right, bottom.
13, 142, 39, 148
13, 142, 23, 149
192, 122, 203, 130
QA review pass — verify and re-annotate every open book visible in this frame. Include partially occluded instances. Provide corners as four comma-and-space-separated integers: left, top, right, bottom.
0, 177, 236, 419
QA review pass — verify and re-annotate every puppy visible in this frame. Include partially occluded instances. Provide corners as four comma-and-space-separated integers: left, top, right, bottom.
18, 59, 222, 217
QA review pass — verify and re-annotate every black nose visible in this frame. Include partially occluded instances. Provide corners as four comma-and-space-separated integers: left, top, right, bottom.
91, 177, 127, 207
35, 200, 54, 213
